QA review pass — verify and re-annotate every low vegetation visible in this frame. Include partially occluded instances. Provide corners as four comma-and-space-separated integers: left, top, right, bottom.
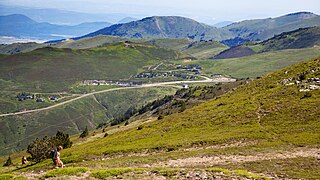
44, 167, 88, 178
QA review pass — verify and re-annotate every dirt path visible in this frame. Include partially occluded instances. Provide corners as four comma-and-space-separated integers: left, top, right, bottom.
0, 78, 235, 117
153, 148, 320, 168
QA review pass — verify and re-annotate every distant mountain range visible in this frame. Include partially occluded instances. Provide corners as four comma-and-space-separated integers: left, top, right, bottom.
213, 26, 320, 59
1, 11, 319, 45
81, 12, 320, 43
0, 14, 112, 40
0, 5, 134, 25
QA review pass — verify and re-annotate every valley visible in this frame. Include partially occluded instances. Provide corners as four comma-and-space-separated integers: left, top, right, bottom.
0, 7, 319, 179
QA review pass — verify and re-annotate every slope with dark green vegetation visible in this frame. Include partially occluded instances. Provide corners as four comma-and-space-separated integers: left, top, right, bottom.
214, 26, 320, 59
0, 86, 178, 156
1, 57, 319, 179
0, 42, 180, 92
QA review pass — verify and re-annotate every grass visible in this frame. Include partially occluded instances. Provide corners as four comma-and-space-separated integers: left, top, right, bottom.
207, 168, 269, 179
0, 91, 72, 114
179, 47, 320, 78
44, 167, 88, 177
90, 168, 135, 179
0, 43, 180, 92
0, 51, 319, 179
0, 174, 14, 180
0, 86, 178, 156
32, 57, 318, 178
182, 40, 229, 59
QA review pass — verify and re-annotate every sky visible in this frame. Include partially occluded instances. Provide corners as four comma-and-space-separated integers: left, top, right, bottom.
1, 0, 320, 24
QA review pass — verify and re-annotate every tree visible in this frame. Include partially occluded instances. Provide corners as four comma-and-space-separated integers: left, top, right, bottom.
3, 156, 13, 167
52, 131, 72, 149
27, 136, 53, 162
27, 131, 72, 163
80, 126, 89, 138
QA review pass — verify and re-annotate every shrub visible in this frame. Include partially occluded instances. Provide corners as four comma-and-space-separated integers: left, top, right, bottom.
80, 126, 89, 138
104, 133, 109, 137
158, 114, 165, 120
44, 167, 88, 177
3, 156, 13, 167
301, 91, 312, 99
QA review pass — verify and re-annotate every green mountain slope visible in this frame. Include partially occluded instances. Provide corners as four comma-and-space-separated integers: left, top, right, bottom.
0, 86, 178, 155
0, 43, 180, 92
214, 26, 320, 59
53, 36, 193, 51
182, 40, 229, 59
82, 16, 231, 41
2, 57, 318, 179
0, 42, 45, 54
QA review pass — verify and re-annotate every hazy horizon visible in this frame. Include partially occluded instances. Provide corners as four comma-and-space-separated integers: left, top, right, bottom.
1, 0, 320, 24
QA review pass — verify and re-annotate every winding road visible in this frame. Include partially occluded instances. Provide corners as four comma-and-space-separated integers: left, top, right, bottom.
0, 77, 235, 117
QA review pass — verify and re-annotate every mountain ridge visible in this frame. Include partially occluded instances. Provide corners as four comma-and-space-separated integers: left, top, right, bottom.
0, 14, 112, 40
79, 12, 320, 43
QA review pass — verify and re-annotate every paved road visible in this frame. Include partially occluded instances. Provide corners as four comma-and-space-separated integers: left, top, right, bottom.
0, 78, 235, 117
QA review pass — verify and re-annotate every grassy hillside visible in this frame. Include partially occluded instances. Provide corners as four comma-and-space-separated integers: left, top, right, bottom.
182, 40, 229, 59
0, 42, 45, 55
2, 56, 319, 179
1, 36, 194, 54
0, 42, 180, 92
0, 86, 178, 155
178, 47, 320, 78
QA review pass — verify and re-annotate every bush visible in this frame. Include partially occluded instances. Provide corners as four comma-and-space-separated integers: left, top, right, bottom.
80, 126, 89, 138
3, 156, 13, 167
302, 91, 312, 99
104, 133, 109, 137
158, 114, 165, 120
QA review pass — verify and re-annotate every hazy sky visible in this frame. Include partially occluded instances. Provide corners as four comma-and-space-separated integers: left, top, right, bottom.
1, 0, 320, 23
